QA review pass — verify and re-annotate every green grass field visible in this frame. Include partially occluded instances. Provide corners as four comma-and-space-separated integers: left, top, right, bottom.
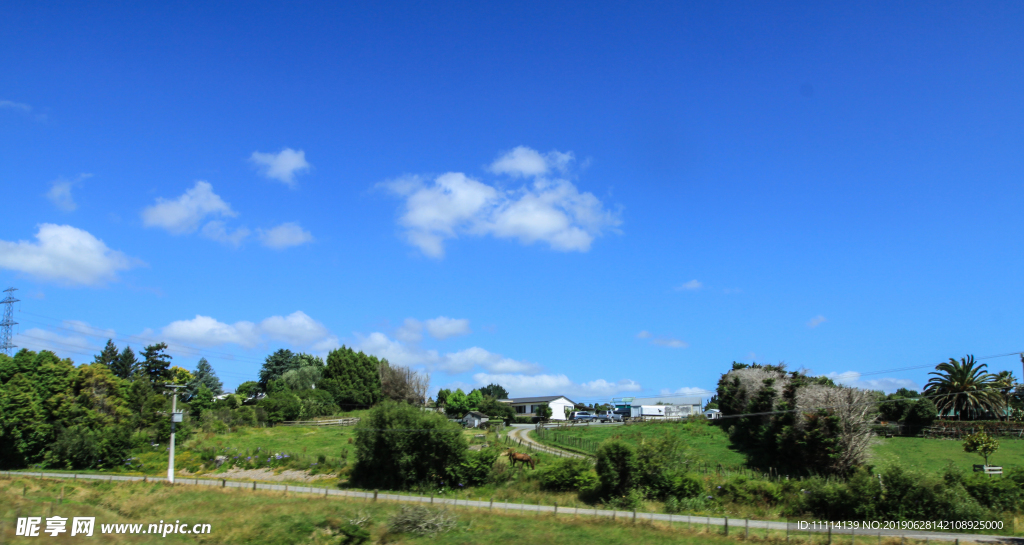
531, 420, 749, 468
870, 436, 1024, 473
0, 476, 929, 545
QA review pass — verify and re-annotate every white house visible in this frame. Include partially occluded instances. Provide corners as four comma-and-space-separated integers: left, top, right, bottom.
704, 409, 722, 420
499, 396, 575, 421
461, 411, 489, 428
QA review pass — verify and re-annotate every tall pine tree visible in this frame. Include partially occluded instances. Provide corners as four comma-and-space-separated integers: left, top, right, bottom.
185, 358, 223, 401
258, 349, 298, 392
93, 339, 119, 367
140, 343, 173, 389
110, 346, 138, 380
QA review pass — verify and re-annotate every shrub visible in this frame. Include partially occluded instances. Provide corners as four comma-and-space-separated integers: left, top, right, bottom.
458, 448, 499, 487
537, 457, 597, 491
387, 506, 457, 536
672, 473, 703, 499
350, 400, 467, 490
595, 440, 638, 498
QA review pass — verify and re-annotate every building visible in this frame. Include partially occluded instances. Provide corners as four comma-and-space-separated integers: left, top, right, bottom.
461, 411, 489, 428
612, 395, 704, 419
499, 396, 575, 421
704, 408, 722, 420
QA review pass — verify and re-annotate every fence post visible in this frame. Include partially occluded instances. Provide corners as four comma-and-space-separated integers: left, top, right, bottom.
724, 517, 728, 536
222, 479, 226, 487
373, 489, 378, 502
252, 481, 256, 490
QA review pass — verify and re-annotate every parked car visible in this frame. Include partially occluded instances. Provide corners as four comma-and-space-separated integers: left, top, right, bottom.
597, 410, 623, 423
569, 411, 596, 422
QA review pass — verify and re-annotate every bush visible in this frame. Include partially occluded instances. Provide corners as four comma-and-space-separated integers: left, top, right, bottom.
387, 506, 457, 536
350, 400, 467, 490
458, 448, 500, 487
595, 440, 638, 498
672, 473, 703, 499
537, 457, 597, 491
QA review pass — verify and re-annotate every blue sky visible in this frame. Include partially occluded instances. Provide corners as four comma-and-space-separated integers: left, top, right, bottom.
3, 2, 1024, 404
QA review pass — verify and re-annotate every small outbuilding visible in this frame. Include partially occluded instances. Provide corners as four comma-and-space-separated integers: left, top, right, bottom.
461, 411, 490, 428
704, 409, 722, 420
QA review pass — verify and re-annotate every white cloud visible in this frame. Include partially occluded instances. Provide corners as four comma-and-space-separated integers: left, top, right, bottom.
659, 386, 710, 396
354, 331, 540, 375
161, 315, 262, 349
14, 320, 113, 358
675, 279, 702, 291
807, 315, 827, 328
825, 371, 919, 394
142, 181, 238, 235
381, 147, 621, 258
471, 373, 642, 399
488, 146, 574, 178
46, 174, 91, 212
257, 222, 313, 249
201, 221, 251, 247
259, 311, 331, 346
395, 318, 424, 343
157, 310, 335, 350
651, 337, 688, 348
637, 330, 687, 348
0, 224, 140, 286
0, 99, 32, 113
425, 316, 471, 340
250, 148, 311, 188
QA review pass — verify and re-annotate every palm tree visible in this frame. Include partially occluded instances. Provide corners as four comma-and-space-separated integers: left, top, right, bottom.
923, 355, 1004, 420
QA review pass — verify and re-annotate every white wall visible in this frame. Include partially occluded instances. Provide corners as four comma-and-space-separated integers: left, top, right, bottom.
548, 397, 574, 421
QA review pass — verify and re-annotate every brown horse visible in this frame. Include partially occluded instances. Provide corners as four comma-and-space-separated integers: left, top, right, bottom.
505, 448, 535, 470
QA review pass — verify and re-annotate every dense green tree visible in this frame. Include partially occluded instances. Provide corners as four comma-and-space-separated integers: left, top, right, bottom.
140, 343, 173, 389
963, 431, 999, 466
595, 440, 639, 498
295, 352, 325, 368
478, 383, 509, 399
466, 389, 484, 411
109, 346, 138, 380
258, 349, 299, 392
316, 346, 382, 408
190, 384, 215, 420
280, 365, 322, 391
435, 388, 451, 408
924, 355, 1003, 420
184, 358, 223, 401
0, 349, 35, 383
477, 396, 515, 423
0, 373, 49, 467
444, 388, 470, 418
536, 404, 553, 421
93, 339, 119, 367
350, 401, 467, 490
234, 381, 260, 400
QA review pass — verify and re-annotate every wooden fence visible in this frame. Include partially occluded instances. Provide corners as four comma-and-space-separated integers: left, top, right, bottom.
276, 418, 360, 427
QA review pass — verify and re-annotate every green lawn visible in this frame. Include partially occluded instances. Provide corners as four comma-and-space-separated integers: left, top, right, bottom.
531, 420, 748, 468
870, 436, 1024, 473
184, 424, 358, 461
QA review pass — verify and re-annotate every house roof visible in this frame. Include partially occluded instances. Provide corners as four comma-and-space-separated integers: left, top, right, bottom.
629, 396, 704, 406
464, 411, 488, 419
507, 395, 575, 405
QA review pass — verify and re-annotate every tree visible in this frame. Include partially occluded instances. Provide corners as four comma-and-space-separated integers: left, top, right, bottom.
316, 346, 382, 408
185, 358, 223, 401
235, 381, 260, 400
595, 440, 638, 498
380, 360, 430, 404
963, 431, 999, 466
466, 389, 484, 411
93, 339, 119, 367
280, 366, 323, 391
445, 389, 470, 418
169, 366, 193, 386
350, 401, 467, 490
477, 396, 515, 424
478, 383, 509, 400
190, 385, 215, 420
258, 349, 298, 392
924, 355, 1003, 420
295, 352, 325, 369
435, 388, 451, 409
536, 404, 553, 422
140, 343, 173, 389
109, 346, 138, 380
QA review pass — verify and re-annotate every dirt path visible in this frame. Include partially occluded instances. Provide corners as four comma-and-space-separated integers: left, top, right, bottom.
506, 425, 590, 459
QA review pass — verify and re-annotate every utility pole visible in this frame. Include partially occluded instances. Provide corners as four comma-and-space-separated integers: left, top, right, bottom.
0, 287, 18, 356
165, 384, 185, 484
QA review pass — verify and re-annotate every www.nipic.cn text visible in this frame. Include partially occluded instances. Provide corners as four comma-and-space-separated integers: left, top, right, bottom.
16, 517, 212, 537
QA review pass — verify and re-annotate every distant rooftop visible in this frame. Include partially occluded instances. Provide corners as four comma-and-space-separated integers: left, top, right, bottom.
505, 395, 575, 405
